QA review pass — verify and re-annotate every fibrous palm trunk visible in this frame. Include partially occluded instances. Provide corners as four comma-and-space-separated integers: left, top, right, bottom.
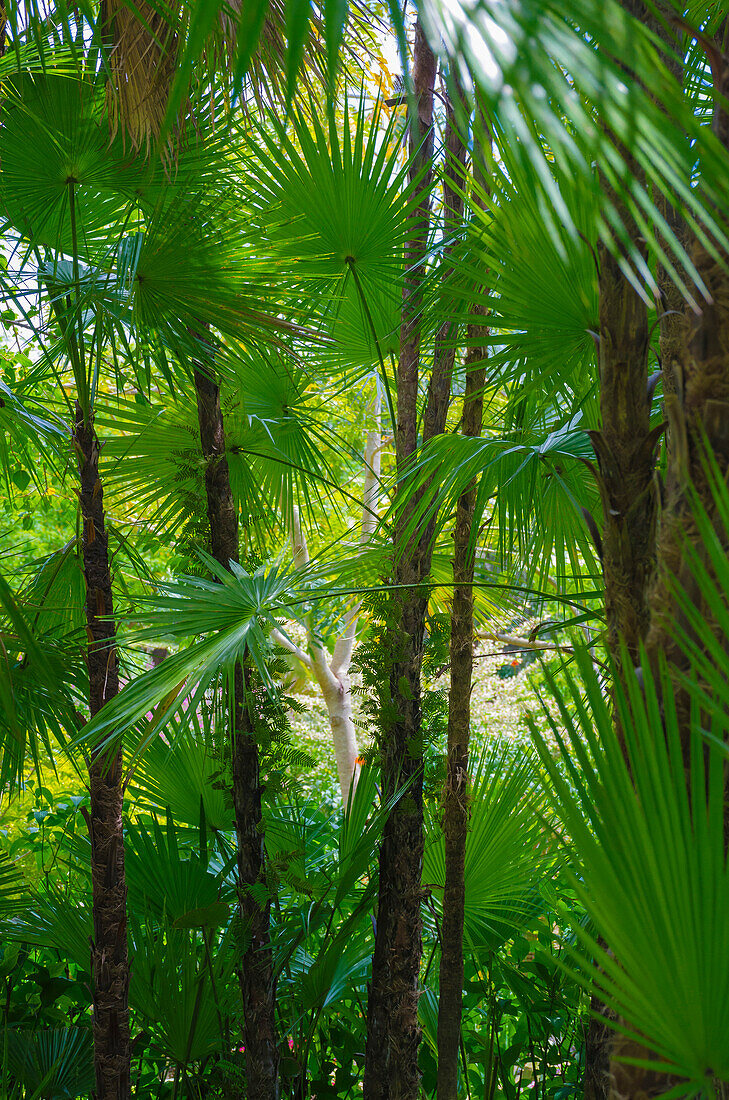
647, 18, 729, 749
584, 7, 659, 1096
436, 100, 489, 1100
587, 9, 702, 1099
194, 363, 279, 1100
363, 21, 437, 1100
75, 402, 131, 1100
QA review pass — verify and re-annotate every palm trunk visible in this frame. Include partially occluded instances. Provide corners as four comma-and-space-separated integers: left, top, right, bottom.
589, 194, 657, 675
647, 18, 729, 743
586, 8, 689, 1098
363, 21, 437, 1100
583, 6, 659, 1095
74, 402, 131, 1100
194, 363, 279, 1100
232, 661, 279, 1098
436, 101, 489, 1100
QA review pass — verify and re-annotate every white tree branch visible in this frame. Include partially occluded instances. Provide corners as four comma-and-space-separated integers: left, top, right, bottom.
285, 379, 381, 803
331, 384, 381, 677
271, 627, 313, 669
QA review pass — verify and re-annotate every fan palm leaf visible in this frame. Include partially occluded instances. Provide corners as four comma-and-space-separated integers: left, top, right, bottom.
0, 574, 85, 795
423, 743, 554, 951
126, 709, 230, 831
124, 813, 233, 928
79, 555, 314, 753
420, 0, 729, 306
529, 646, 729, 1088
243, 94, 417, 395
7, 1027, 94, 1100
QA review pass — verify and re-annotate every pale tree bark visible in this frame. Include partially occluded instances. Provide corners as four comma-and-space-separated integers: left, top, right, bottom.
274, 384, 382, 805
437, 97, 489, 1100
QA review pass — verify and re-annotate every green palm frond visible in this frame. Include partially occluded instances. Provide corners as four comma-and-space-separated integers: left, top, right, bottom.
9, 884, 92, 974
0, 574, 85, 795
398, 411, 600, 593
0, 378, 66, 490
662, 451, 729, 738
98, 394, 220, 545
0, 848, 25, 918
423, 743, 553, 950
125, 813, 233, 927
81, 555, 313, 751
15, 543, 86, 643
445, 143, 599, 411
99, 358, 350, 550
243, 94, 414, 391
0, 72, 137, 256
7, 1027, 94, 1100
228, 349, 348, 526
129, 192, 295, 357
530, 646, 729, 1087
129, 916, 236, 1066
127, 709, 230, 831
245, 95, 410, 281
421, 0, 729, 307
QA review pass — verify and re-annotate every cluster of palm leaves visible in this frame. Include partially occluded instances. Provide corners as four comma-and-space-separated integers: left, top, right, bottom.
1, 0, 729, 1097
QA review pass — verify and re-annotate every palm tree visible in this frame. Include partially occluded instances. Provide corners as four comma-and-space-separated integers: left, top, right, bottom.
4, 2, 729, 1098
0, 56, 301, 1096
0, 71, 142, 1096
436, 96, 490, 1100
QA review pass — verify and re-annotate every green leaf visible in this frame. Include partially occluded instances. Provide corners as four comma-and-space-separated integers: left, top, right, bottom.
173, 900, 230, 930
11, 467, 30, 490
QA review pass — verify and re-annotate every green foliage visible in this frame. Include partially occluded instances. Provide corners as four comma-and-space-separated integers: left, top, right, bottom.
0, 2, 727, 1097
531, 647, 729, 1089
423, 743, 555, 950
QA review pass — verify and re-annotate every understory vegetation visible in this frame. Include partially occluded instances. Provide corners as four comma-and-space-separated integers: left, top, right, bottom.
2, 1, 729, 1099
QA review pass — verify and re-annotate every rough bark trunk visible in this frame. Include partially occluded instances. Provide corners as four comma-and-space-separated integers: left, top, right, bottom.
586, 9, 697, 1100
194, 365, 239, 567
590, 230, 657, 668
363, 21, 437, 1100
232, 661, 279, 1100
194, 363, 279, 1100
436, 101, 489, 1100
74, 402, 131, 1100
646, 17, 729, 742
584, 5, 661, 1095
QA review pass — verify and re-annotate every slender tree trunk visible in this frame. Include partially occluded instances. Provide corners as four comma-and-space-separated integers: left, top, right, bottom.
436, 101, 489, 1100
74, 402, 131, 1100
194, 366, 239, 566
194, 363, 279, 1100
363, 21, 437, 1100
232, 662, 279, 1099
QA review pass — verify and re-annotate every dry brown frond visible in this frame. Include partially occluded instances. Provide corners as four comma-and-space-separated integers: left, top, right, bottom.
101, 0, 181, 154
101, 0, 379, 150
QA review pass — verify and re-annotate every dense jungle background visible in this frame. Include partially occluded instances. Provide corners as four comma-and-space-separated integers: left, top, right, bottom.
2, 0, 729, 1098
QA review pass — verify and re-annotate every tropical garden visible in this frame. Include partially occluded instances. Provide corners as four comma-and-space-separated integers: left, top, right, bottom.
1, 0, 728, 1097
